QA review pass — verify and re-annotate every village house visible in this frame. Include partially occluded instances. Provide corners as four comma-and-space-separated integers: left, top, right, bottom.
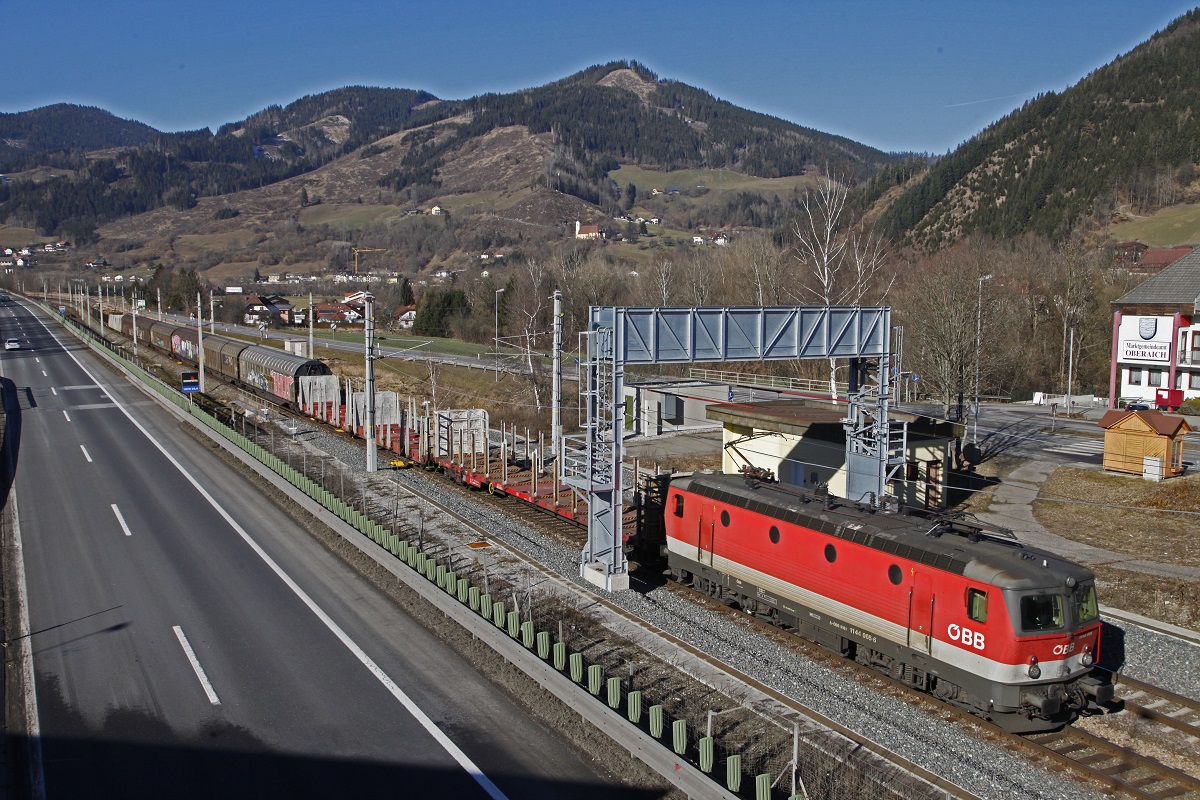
574, 221, 602, 240
1135, 247, 1192, 274
239, 294, 295, 325
240, 294, 273, 325
393, 304, 417, 330
313, 302, 361, 324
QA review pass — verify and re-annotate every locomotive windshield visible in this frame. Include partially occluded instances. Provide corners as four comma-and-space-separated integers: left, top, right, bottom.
1020, 594, 1064, 632
1073, 583, 1099, 624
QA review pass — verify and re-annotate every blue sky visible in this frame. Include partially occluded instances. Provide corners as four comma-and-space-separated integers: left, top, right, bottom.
4, 1, 1196, 154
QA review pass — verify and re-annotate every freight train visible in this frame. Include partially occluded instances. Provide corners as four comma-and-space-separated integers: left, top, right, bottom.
111, 312, 332, 406
661, 470, 1114, 732
89, 306, 1113, 732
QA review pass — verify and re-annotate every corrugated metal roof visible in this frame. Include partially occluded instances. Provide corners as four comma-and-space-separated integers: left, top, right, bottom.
1115, 248, 1200, 305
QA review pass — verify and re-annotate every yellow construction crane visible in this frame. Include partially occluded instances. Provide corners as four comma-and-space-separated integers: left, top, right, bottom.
351, 247, 386, 275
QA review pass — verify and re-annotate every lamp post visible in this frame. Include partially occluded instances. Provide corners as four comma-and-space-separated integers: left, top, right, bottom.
494, 287, 505, 381
365, 293, 377, 473
973, 274, 993, 445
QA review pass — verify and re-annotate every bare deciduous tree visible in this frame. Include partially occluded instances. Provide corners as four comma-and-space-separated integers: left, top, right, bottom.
787, 172, 893, 397
511, 259, 552, 411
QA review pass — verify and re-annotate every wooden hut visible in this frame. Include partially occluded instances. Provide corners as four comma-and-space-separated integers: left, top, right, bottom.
1097, 409, 1192, 477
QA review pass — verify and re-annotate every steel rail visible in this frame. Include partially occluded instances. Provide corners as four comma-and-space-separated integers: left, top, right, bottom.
1113, 673, 1200, 740
1026, 726, 1200, 800
385, 466, 981, 800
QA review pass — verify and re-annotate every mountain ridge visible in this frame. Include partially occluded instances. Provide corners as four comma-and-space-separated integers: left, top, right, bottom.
877, 9, 1200, 246
0, 61, 902, 247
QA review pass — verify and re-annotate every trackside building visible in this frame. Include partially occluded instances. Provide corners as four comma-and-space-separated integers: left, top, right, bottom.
1110, 249, 1200, 408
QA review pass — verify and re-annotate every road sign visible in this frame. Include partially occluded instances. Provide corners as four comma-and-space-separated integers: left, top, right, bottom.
181, 371, 200, 394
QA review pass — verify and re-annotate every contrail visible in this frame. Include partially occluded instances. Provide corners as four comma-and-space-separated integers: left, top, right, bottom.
945, 91, 1040, 108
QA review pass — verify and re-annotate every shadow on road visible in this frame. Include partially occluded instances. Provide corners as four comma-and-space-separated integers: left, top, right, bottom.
0, 376, 22, 508
977, 416, 1048, 463
13, 674, 668, 800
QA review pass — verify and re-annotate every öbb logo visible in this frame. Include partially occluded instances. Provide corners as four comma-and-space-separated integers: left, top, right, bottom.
947, 624, 985, 650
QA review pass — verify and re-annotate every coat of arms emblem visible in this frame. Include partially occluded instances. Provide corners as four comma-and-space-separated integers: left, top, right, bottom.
1138, 317, 1158, 340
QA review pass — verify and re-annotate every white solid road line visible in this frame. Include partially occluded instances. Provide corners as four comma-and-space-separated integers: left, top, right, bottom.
173, 626, 221, 706
9, 493, 47, 800
40, 308, 511, 800
80, 445, 93, 463
110, 504, 133, 537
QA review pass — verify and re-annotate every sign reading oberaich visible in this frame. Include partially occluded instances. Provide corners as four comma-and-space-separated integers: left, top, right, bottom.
1118, 315, 1173, 363
1120, 340, 1171, 362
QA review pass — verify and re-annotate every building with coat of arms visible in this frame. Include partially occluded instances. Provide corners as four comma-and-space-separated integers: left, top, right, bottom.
1110, 248, 1200, 408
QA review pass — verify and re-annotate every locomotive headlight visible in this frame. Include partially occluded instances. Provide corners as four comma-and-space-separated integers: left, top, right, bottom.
1027, 656, 1041, 679
1081, 647, 1094, 667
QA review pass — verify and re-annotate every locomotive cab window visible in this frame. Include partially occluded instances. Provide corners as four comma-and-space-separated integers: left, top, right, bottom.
673, 494, 684, 518
1020, 594, 1064, 632
1073, 583, 1099, 624
967, 588, 988, 623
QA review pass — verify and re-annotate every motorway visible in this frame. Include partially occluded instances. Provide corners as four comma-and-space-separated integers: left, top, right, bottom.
0, 300, 652, 799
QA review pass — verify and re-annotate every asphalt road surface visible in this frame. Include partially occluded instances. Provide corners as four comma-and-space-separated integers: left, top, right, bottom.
904, 401, 1200, 469
1, 300, 653, 800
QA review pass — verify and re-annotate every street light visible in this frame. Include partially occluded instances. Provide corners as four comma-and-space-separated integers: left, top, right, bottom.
973, 274, 993, 445
494, 288, 505, 381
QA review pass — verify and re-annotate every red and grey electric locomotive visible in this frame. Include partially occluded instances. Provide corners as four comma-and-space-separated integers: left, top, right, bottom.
662, 471, 1113, 732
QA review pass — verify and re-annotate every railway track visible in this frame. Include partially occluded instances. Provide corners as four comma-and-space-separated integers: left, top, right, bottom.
351, 456, 978, 798
262, 398, 1200, 800
112, 324, 1197, 800
1024, 725, 1200, 799
661, 564, 1200, 800
1113, 673, 1200, 741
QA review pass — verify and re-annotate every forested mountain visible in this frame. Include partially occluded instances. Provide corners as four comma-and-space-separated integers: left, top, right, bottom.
0, 88, 440, 242
878, 10, 1200, 246
393, 61, 895, 193
0, 104, 158, 167
217, 86, 441, 159
0, 62, 899, 243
